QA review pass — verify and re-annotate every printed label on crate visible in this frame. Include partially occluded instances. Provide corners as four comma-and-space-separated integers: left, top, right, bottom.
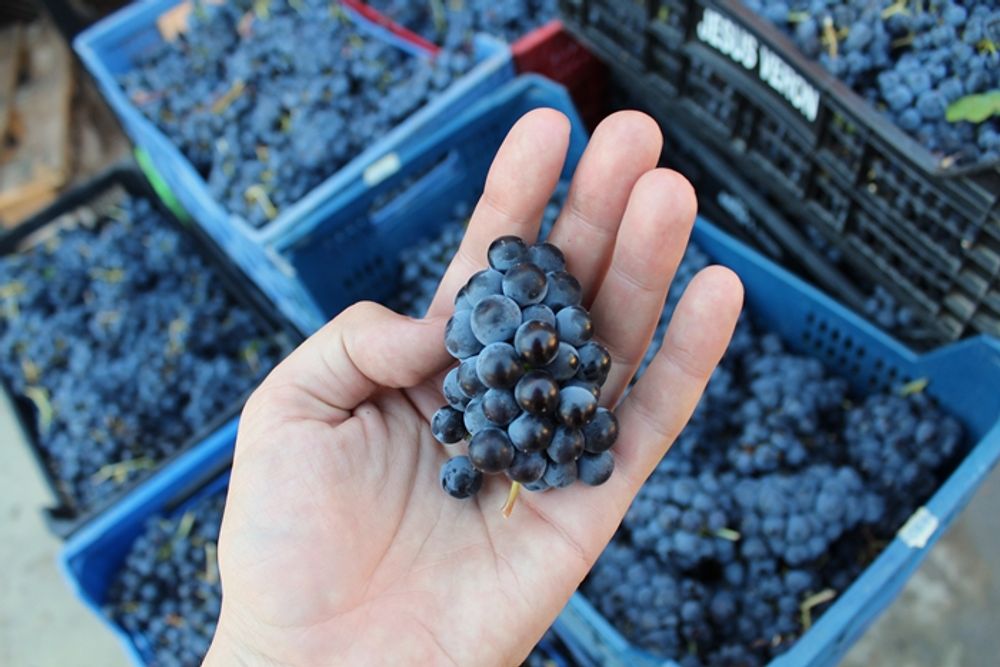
364, 152, 403, 187
695, 8, 820, 123
898, 506, 939, 549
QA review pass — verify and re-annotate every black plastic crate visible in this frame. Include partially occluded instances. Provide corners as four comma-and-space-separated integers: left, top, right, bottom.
606, 69, 945, 347
0, 164, 300, 538
559, 0, 1000, 343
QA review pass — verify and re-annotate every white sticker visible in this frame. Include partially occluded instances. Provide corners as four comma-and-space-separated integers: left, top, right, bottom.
266, 246, 297, 278
696, 8, 758, 70
363, 152, 402, 187
898, 506, 939, 549
695, 8, 821, 123
759, 45, 820, 122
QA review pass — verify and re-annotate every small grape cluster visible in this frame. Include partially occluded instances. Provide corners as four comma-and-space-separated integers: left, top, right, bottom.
433, 235, 619, 507
0, 194, 286, 511
120, 0, 471, 227
365, 0, 558, 49
106, 491, 225, 667
582, 243, 965, 666
745, 0, 1000, 167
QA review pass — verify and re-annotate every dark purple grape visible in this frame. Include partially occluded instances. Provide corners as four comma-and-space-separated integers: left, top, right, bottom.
454, 285, 471, 310
528, 242, 566, 273
508, 413, 555, 452
441, 456, 483, 499
445, 309, 483, 359
514, 320, 559, 366
583, 408, 619, 453
548, 427, 584, 464
545, 342, 580, 381
556, 306, 593, 346
469, 427, 515, 473
543, 459, 577, 488
465, 268, 504, 306
564, 379, 601, 400
463, 398, 490, 435
578, 451, 614, 486
524, 477, 551, 492
476, 342, 524, 389
507, 450, 548, 484
577, 341, 611, 385
543, 271, 582, 311
442, 366, 470, 409
457, 357, 485, 397
522, 304, 556, 327
482, 388, 520, 426
488, 235, 528, 272
558, 385, 598, 428
502, 262, 548, 306
432, 406, 466, 444
515, 370, 560, 415
471, 294, 522, 345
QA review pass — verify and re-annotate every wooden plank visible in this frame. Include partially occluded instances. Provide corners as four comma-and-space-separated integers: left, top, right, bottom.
68, 62, 132, 184
0, 24, 23, 140
0, 184, 57, 228
0, 20, 72, 219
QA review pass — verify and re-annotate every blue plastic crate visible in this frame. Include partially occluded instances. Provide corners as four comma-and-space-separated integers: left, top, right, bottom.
553, 220, 1000, 667
59, 418, 237, 666
72, 0, 514, 252
262, 74, 590, 333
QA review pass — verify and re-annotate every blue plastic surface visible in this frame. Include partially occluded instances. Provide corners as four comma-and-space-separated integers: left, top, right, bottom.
262, 74, 589, 333
59, 418, 237, 667
555, 221, 1000, 667
73, 0, 514, 260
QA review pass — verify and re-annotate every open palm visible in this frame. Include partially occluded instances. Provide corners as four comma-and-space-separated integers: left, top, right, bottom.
206, 111, 744, 667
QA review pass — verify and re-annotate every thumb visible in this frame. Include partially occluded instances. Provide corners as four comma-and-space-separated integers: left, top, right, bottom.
259, 301, 451, 422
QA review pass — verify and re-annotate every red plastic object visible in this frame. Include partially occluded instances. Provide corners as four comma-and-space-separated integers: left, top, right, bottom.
513, 20, 608, 129
339, 0, 440, 54
340, 3, 609, 128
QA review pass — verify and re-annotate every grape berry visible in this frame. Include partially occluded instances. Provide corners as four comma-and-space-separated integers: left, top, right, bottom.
435, 236, 619, 512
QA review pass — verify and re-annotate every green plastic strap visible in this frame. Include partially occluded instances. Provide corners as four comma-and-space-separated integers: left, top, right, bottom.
134, 148, 190, 223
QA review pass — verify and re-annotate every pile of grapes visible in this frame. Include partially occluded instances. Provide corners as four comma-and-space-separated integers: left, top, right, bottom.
120, 0, 471, 226
363, 0, 558, 48
745, 0, 1000, 168
0, 193, 287, 512
582, 246, 964, 666
107, 492, 224, 665
434, 235, 618, 505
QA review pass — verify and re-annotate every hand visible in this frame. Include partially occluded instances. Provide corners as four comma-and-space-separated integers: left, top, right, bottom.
206, 110, 744, 667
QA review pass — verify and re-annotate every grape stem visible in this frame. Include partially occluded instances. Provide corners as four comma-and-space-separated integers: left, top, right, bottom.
501, 482, 522, 518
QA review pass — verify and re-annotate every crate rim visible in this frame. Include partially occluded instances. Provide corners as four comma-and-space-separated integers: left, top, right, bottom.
569, 0, 1000, 179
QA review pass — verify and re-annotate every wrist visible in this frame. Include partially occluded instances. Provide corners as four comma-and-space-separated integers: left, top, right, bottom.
203, 617, 271, 667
